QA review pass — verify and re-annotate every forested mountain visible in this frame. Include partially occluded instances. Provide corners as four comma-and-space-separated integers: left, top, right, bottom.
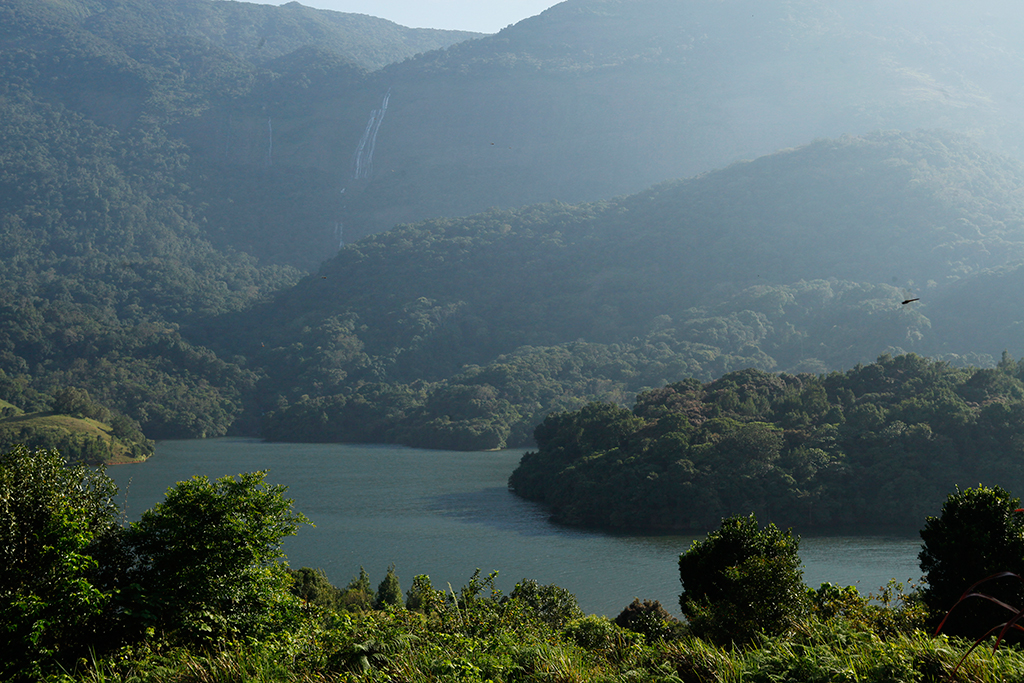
287, 0, 1024, 251
2, 0, 477, 72
0, 0, 475, 442
14, 0, 1024, 269
193, 131, 1024, 450
0, 0, 479, 269
5, 0, 1024, 450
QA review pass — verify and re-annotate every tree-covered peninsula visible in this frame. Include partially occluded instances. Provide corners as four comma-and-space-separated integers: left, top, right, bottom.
509, 353, 1024, 532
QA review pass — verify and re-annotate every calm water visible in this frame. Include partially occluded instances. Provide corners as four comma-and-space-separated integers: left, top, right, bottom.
106, 438, 922, 617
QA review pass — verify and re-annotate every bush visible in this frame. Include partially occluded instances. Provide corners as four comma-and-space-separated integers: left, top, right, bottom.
406, 574, 442, 612
508, 579, 585, 628
288, 567, 342, 610
809, 583, 869, 623
374, 564, 403, 609
679, 513, 807, 644
340, 566, 375, 611
564, 615, 621, 650
614, 598, 681, 642
919, 485, 1024, 637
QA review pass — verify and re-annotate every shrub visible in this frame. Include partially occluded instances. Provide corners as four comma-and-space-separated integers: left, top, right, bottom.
679, 513, 807, 644
288, 567, 342, 610
614, 598, 681, 642
564, 615, 620, 650
124, 471, 310, 643
919, 485, 1024, 637
340, 566, 375, 611
374, 564, 403, 609
406, 574, 442, 612
508, 578, 584, 628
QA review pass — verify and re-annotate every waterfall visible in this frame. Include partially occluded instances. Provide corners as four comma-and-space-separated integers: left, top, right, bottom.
352, 89, 391, 179
265, 117, 273, 168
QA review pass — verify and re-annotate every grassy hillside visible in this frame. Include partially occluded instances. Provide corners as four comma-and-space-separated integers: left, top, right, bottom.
0, 399, 22, 419
0, 412, 152, 464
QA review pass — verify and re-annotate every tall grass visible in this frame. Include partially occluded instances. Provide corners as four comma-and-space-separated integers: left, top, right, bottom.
59, 606, 1024, 683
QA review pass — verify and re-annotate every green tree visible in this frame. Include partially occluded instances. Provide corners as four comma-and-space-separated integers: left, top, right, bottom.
679, 514, 806, 644
919, 485, 1024, 637
0, 445, 119, 681
374, 564, 403, 609
124, 470, 310, 643
341, 566, 375, 611
51, 387, 95, 419
405, 574, 442, 612
287, 567, 342, 610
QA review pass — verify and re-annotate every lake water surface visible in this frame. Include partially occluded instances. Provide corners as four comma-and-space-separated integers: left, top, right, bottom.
107, 438, 923, 617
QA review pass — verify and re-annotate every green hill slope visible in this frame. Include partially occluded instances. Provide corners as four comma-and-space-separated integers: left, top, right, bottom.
7, 0, 1024, 447
193, 130, 1024, 449
8, 0, 1024, 270
0, 0, 480, 439
3, 0, 478, 72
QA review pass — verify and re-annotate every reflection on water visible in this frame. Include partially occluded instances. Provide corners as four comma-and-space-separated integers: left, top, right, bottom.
108, 439, 922, 617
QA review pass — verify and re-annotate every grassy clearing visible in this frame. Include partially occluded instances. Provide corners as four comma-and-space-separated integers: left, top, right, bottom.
0, 412, 149, 464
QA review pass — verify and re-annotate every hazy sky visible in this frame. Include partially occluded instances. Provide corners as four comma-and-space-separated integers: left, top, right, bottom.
251, 0, 562, 33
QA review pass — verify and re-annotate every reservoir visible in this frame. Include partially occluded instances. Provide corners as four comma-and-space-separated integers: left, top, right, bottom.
107, 438, 922, 617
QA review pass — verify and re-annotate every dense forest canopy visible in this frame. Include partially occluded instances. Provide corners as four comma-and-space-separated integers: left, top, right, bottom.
6, 118, 1024, 448
0, 0, 472, 443
331, 0, 1024, 242
509, 353, 1024, 532
13, 0, 1024, 267
192, 131, 1024, 450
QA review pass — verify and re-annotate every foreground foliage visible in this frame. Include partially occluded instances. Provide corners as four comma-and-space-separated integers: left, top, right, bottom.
122, 471, 311, 644
920, 485, 1024, 639
0, 446, 309, 681
42, 581, 1024, 683
9, 447, 1024, 682
0, 445, 120, 680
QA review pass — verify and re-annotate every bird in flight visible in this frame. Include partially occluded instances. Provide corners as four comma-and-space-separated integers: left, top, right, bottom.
901, 297, 919, 305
